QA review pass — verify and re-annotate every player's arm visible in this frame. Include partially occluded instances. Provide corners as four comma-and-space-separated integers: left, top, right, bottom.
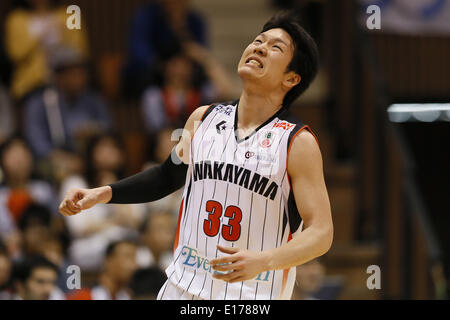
265, 130, 333, 268
211, 130, 333, 282
58, 105, 210, 216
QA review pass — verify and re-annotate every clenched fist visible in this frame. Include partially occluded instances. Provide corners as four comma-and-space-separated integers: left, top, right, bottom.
58, 186, 112, 216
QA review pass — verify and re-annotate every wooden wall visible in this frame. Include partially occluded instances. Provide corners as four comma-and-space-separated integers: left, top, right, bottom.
371, 33, 450, 101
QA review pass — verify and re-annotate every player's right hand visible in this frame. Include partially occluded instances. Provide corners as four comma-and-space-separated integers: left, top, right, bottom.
58, 187, 102, 216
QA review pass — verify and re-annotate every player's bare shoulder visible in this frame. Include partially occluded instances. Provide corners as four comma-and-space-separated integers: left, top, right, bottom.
184, 105, 211, 135
176, 105, 212, 164
287, 129, 323, 177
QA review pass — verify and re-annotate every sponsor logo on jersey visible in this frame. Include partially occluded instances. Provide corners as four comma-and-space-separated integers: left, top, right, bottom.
256, 153, 276, 164
260, 131, 275, 148
273, 121, 295, 130
192, 161, 279, 200
216, 120, 227, 134
180, 245, 271, 283
245, 151, 255, 159
214, 105, 233, 116
244, 150, 276, 164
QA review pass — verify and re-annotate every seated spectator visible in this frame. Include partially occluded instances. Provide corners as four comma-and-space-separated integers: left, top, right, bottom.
0, 136, 57, 258
291, 258, 325, 300
0, 85, 15, 145
137, 210, 176, 271
291, 258, 343, 300
23, 46, 111, 162
141, 46, 233, 133
17, 203, 53, 257
129, 267, 167, 300
59, 133, 145, 271
68, 240, 138, 300
148, 126, 178, 165
10, 255, 64, 300
83, 133, 127, 188
0, 137, 57, 219
0, 33, 13, 88
122, 0, 208, 98
37, 232, 71, 294
144, 127, 183, 216
13, 203, 71, 294
0, 241, 13, 300
5, 0, 88, 101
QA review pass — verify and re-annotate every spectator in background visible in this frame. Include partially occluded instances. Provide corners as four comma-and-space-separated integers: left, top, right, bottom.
291, 258, 343, 300
292, 259, 324, 300
0, 85, 15, 145
270, 0, 322, 49
23, 46, 111, 159
5, 0, 88, 102
59, 133, 145, 271
23, 46, 110, 184
17, 203, 53, 257
0, 137, 57, 258
136, 210, 176, 271
68, 240, 138, 300
141, 46, 234, 133
83, 133, 127, 189
13, 203, 70, 295
149, 126, 178, 165
129, 267, 167, 300
144, 127, 183, 216
10, 255, 63, 300
37, 232, 71, 293
122, 0, 208, 98
0, 32, 13, 88
0, 241, 13, 300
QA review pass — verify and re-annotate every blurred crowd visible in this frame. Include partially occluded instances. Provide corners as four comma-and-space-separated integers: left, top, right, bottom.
0, 0, 332, 300
0, 0, 237, 300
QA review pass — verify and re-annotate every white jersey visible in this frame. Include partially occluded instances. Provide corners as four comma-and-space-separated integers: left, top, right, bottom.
161, 101, 318, 300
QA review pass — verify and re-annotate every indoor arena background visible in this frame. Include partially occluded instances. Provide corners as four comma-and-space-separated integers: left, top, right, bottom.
0, 0, 449, 300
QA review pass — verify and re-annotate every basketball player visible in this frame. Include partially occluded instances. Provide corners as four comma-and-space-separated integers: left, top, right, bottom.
59, 12, 333, 300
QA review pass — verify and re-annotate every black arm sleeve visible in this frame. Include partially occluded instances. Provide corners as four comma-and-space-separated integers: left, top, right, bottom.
107, 149, 188, 204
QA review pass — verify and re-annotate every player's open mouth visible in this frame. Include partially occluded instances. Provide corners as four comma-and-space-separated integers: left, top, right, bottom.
245, 57, 263, 69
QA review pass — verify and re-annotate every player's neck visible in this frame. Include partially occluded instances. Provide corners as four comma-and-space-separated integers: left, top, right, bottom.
238, 90, 283, 129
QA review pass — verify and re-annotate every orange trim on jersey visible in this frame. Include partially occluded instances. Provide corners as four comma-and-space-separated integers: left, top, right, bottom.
173, 197, 185, 253
281, 232, 294, 295
286, 125, 320, 190
200, 104, 214, 122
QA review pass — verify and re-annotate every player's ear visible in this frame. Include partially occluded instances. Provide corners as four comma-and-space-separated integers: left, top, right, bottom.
283, 71, 301, 90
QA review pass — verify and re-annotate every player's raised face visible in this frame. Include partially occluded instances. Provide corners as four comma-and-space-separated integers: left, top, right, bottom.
237, 28, 299, 91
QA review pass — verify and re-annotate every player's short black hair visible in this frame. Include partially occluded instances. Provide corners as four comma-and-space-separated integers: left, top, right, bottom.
12, 255, 59, 284
261, 11, 319, 109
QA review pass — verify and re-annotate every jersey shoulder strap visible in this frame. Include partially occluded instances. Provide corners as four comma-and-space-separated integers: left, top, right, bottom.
200, 100, 239, 121
277, 109, 319, 148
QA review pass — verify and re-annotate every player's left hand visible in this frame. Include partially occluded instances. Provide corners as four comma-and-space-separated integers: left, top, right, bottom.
210, 245, 271, 283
